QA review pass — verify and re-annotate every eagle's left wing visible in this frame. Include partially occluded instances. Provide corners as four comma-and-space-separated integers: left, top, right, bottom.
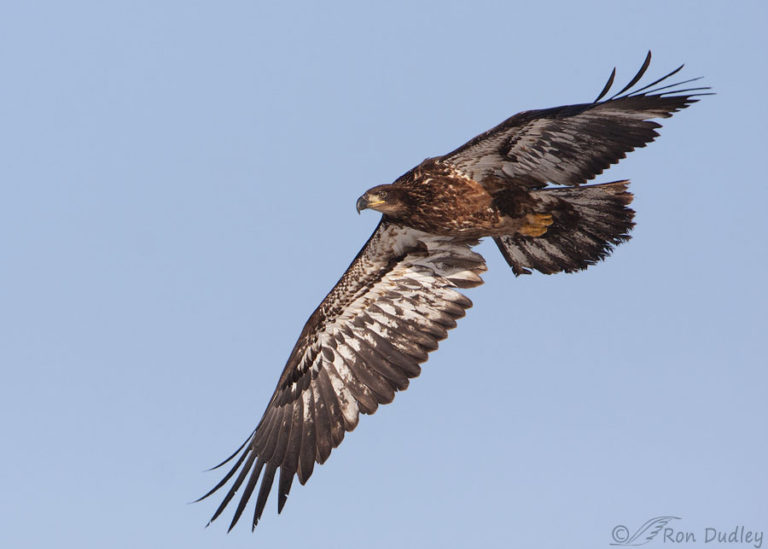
439, 52, 709, 189
198, 221, 486, 531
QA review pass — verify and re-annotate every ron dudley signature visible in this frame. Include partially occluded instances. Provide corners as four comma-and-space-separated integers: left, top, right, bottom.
611, 517, 764, 548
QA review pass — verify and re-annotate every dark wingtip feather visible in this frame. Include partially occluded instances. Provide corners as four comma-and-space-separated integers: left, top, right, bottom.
193, 448, 251, 503
610, 50, 652, 99
204, 433, 253, 471
252, 462, 278, 530
643, 83, 711, 99
227, 457, 267, 532
277, 466, 294, 513
637, 76, 703, 96
206, 450, 258, 528
657, 87, 713, 97
593, 67, 616, 103
626, 63, 685, 96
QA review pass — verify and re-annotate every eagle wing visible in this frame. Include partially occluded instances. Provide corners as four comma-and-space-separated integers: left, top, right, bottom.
440, 52, 709, 189
199, 221, 486, 530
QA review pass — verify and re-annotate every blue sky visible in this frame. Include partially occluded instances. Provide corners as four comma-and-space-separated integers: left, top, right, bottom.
1, 1, 766, 548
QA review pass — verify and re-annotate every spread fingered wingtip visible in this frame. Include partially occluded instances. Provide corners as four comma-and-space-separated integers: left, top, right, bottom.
593, 51, 711, 103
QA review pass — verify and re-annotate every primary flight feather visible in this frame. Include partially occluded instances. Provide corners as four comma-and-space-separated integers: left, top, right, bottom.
198, 52, 708, 530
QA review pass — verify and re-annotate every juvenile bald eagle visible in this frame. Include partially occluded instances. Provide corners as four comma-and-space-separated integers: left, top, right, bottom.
199, 52, 708, 530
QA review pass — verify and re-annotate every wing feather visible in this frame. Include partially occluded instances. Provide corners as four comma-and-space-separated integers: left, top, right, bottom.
228, 456, 265, 532
270, 399, 294, 465
329, 344, 382, 413
276, 465, 293, 513
252, 462, 277, 529
311, 375, 333, 464
210, 450, 256, 526
335, 341, 398, 402
315, 367, 346, 447
201, 221, 486, 529
348, 334, 410, 391
297, 385, 316, 484
282, 396, 303, 476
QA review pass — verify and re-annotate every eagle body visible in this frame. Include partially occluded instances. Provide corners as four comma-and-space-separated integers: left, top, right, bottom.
200, 53, 708, 531
359, 158, 552, 239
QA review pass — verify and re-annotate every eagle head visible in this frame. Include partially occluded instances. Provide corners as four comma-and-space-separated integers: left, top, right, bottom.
356, 185, 409, 217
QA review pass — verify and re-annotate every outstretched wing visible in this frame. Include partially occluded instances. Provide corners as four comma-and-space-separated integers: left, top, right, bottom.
198, 221, 486, 531
440, 52, 710, 189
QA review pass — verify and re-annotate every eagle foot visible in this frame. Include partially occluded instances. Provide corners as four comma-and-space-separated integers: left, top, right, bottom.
519, 213, 553, 237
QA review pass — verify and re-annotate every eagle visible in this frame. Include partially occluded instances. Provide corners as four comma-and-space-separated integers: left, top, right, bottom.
198, 52, 708, 531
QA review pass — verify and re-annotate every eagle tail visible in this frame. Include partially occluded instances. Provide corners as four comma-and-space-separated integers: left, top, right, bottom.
494, 180, 635, 276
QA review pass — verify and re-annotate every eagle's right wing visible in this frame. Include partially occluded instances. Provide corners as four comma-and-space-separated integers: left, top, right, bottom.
199, 221, 486, 531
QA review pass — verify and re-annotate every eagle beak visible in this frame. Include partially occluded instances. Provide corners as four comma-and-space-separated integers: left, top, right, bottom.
356, 195, 368, 214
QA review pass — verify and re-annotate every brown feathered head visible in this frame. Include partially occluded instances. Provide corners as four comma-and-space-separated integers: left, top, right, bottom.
356, 185, 410, 217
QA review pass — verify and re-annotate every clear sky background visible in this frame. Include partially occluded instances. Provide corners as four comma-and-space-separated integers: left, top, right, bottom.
1, 1, 766, 548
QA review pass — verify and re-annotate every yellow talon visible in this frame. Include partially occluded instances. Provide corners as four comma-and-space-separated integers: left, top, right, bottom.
519, 213, 553, 237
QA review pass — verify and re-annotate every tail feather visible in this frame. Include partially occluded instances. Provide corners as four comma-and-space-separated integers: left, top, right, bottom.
495, 180, 634, 275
